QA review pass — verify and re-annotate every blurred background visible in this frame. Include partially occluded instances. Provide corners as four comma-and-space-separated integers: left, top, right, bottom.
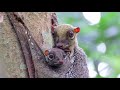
56, 12, 120, 78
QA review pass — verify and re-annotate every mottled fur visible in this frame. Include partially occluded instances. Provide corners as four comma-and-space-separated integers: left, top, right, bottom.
64, 47, 89, 78
52, 24, 89, 78
45, 48, 66, 67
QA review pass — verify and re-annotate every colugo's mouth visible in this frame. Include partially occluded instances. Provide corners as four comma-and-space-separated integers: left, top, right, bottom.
53, 61, 63, 65
63, 48, 71, 52
49, 62, 63, 68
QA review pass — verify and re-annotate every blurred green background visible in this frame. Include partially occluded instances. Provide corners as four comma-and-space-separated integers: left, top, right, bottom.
56, 12, 120, 78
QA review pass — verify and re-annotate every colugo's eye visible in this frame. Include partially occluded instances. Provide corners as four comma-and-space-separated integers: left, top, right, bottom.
68, 31, 74, 39
48, 53, 55, 60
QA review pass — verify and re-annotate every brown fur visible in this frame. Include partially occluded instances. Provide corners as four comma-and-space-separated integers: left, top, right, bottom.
53, 24, 78, 58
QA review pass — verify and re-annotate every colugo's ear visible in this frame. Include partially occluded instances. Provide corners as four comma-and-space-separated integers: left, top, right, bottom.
73, 27, 80, 33
44, 50, 49, 56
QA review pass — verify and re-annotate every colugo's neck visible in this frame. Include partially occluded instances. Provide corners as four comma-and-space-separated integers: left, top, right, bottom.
75, 37, 79, 47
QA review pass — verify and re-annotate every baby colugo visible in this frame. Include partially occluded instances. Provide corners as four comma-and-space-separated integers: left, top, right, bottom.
44, 48, 66, 68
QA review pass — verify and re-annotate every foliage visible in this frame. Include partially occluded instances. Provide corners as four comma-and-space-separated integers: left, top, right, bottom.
56, 12, 120, 78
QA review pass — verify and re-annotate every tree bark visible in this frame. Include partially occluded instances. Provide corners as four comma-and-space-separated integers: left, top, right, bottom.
0, 12, 55, 78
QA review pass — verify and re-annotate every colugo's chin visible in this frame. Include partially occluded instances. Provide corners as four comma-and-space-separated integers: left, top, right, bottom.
61, 46, 70, 52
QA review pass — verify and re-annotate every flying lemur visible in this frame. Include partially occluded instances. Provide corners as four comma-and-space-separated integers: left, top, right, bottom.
51, 24, 89, 78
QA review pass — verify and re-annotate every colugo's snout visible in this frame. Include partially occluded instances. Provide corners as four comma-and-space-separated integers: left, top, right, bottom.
56, 41, 69, 50
56, 43, 64, 49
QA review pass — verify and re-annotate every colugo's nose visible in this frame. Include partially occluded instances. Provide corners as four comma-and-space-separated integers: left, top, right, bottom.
59, 60, 63, 64
56, 43, 64, 49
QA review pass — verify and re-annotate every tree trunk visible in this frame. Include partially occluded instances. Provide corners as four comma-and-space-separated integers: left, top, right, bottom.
0, 12, 55, 78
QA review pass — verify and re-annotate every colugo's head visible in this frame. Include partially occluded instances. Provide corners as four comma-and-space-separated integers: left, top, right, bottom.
44, 48, 66, 67
52, 24, 80, 52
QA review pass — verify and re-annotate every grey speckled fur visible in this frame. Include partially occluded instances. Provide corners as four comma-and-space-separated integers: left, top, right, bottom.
64, 47, 89, 78
50, 46, 89, 78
